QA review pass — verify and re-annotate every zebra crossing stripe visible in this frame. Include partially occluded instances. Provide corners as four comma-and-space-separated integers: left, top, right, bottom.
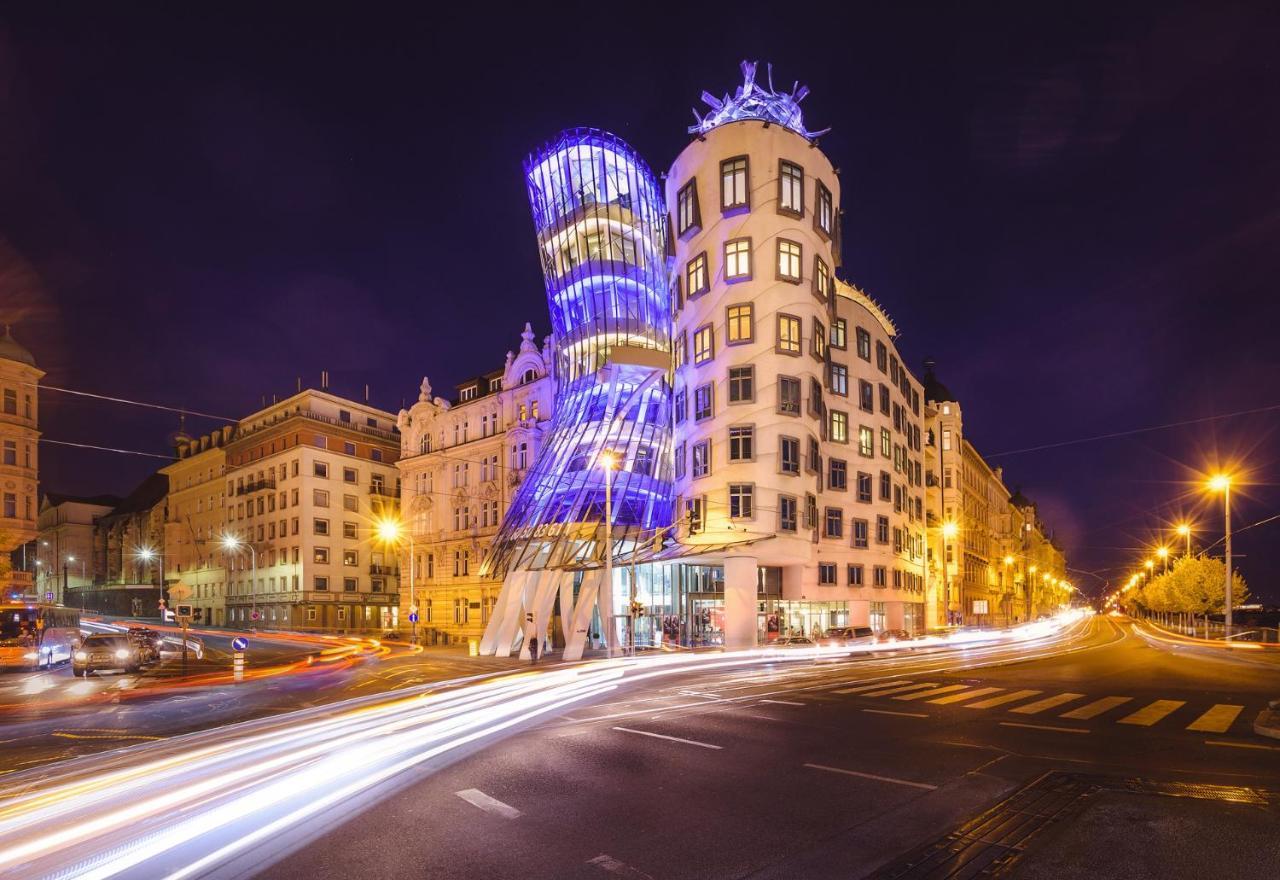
964, 689, 1041, 709
894, 684, 971, 702
855, 682, 938, 698
930, 686, 1002, 705
1060, 696, 1132, 720
1186, 704, 1243, 733
832, 680, 911, 695
1009, 693, 1086, 715
1118, 700, 1185, 726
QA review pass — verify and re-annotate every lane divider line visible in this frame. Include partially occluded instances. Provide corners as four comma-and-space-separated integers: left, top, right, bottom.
455, 789, 522, 820
1204, 739, 1280, 751
611, 726, 723, 750
862, 708, 929, 719
760, 699, 804, 706
1000, 721, 1090, 735
803, 762, 938, 790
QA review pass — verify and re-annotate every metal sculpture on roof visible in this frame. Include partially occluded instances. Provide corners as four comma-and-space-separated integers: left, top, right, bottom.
689, 60, 830, 140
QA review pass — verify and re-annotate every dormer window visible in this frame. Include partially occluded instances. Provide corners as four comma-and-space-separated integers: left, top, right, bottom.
522, 368, 538, 385
460, 386, 477, 402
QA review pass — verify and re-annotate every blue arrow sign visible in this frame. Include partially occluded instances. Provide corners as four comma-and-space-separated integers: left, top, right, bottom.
231, 637, 248, 651
408, 612, 419, 624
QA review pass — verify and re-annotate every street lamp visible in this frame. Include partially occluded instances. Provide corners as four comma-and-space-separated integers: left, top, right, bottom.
222, 534, 258, 627
941, 520, 958, 625
1207, 473, 1233, 635
1155, 545, 1169, 574
598, 450, 619, 658
1175, 523, 1192, 557
375, 516, 415, 642
134, 545, 165, 612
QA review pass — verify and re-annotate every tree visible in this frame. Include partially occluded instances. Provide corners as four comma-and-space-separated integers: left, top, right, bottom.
1166, 556, 1249, 619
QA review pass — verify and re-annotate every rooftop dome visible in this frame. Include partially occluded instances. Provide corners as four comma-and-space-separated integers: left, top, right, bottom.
921, 358, 955, 404
0, 325, 36, 367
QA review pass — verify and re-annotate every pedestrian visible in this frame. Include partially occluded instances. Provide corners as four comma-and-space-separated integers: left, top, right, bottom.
529, 634, 539, 664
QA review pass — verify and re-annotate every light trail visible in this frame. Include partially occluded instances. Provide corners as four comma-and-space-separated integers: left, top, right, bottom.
0, 612, 1091, 879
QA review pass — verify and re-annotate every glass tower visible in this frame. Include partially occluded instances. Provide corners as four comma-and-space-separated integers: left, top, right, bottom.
481, 129, 675, 580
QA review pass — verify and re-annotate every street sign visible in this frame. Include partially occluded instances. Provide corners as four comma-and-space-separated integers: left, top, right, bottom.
408, 612, 419, 624
250, 610, 260, 621
231, 637, 248, 651
44, 591, 53, 601
174, 603, 194, 621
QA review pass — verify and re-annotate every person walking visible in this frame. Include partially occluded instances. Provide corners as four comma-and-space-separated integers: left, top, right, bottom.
529, 634, 539, 664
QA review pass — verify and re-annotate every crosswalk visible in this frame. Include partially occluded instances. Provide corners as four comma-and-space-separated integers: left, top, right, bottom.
830, 679, 1251, 734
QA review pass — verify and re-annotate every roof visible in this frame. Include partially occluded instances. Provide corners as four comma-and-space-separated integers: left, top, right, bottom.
921, 358, 955, 403
43, 491, 124, 509
102, 473, 169, 518
0, 325, 36, 367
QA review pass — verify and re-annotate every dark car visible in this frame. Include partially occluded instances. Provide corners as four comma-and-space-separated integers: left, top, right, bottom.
73, 634, 144, 676
125, 627, 162, 664
818, 626, 876, 647
875, 629, 914, 644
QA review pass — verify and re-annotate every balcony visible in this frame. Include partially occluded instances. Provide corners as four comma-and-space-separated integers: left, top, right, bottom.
235, 478, 277, 496
368, 484, 395, 497
369, 564, 399, 577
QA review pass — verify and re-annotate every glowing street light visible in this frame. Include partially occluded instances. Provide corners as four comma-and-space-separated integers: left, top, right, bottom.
222, 533, 258, 626
374, 516, 418, 642
1207, 473, 1234, 635
1175, 522, 1192, 557
598, 450, 619, 657
1155, 545, 1169, 574
133, 545, 164, 596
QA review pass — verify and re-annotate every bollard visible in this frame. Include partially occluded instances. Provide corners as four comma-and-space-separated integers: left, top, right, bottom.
233, 650, 245, 682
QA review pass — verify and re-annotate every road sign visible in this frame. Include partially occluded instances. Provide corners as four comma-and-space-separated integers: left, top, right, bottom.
174, 603, 194, 621
231, 637, 248, 651
250, 610, 260, 621
408, 612, 419, 624
44, 591, 53, 601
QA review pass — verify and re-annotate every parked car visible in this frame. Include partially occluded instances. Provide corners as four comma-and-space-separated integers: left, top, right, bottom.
72, 634, 145, 676
818, 626, 876, 647
875, 629, 914, 644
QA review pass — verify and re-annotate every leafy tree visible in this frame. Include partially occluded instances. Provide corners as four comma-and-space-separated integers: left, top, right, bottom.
1168, 556, 1248, 617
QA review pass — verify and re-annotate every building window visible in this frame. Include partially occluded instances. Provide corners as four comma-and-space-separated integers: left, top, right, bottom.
848, 564, 864, 586
343, 441, 356, 456
686, 252, 709, 297
313, 461, 329, 479
876, 515, 890, 544
778, 376, 801, 415
343, 521, 358, 539
830, 317, 846, 351
720, 156, 749, 211
829, 363, 848, 397
829, 411, 848, 444
853, 519, 869, 549
876, 340, 888, 373
686, 496, 705, 533
314, 576, 329, 592
343, 494, 358, 512
857, 472, 872, 503
728, 425, 754, 462
777, 239, 802, 282
858, 426, 874, 458
728, 483, 754, 519
818, 562, 837, 585
313, 488, 330, 508
694, 383, 714, 421
814, 257, 831, 302
880, 471, 892, 501
815, 180, 833, 237
778, 160, 804, 216
674, 442, 686, 480
728, 365, 755, 403
313, 518, 329, 536
942, 428, 952, 451
780, 436, 800, 475
881, 427, 892, 458
692, 440, 711, 478
314, 546, 330, 564
677, 178, 700, 234
726, 303, 754, 344
812, 318, 826, 360
343, 549, 358, 566
1, 390, 15, 415
858, 380, 873, 413
829, 458, 847, 490
724, 238, 751, 281
693, 324, 714, 364
776, 314, 801, 355
873, 566, 887, 587
674, 387, 687, 423
805, 493, 818, 530
880, 384, 891, 415
343, 577, 358, 593
824, 507, 843, 539
779, 494, 798, 531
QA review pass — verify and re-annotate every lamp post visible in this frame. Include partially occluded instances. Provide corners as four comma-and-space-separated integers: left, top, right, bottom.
941, 520, 958, 625
222, 534, 257, 628
599, 450, 618, 658
1175, 523, 1192, 557
1208, 474, 1233, 636
376, 517, 415, 642
1156, 545, 1169, 574
135, 546, 165, 616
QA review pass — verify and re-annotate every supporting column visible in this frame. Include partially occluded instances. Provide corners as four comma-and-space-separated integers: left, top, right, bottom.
848, 599, 871, 627
723, 555, 758, 651
562, 570, 603, 661
480, 569, 526, 655
519, 570, 561, 660
885, 601, 906, 631
493, 571, 539, 658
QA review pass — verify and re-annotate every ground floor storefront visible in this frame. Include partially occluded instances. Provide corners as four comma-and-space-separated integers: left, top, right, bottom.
225, 598, 399, 633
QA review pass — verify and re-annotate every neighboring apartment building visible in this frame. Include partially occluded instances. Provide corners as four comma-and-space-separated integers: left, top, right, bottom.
163, 426, 233, 625
221, 389, 401, 631
35, 493, 121, 604
395, 325, 554, 643
0, 325, 42, 597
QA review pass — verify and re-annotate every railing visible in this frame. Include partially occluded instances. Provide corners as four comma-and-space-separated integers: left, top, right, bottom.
369, 564, 399, 576
235, 478, 277, 496
368, 485, 395, 497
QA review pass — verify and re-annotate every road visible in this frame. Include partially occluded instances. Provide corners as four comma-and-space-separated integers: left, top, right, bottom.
0, 613, 1276, 879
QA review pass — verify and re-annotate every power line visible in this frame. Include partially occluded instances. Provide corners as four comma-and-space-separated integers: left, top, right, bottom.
987, 402, 1280, 459
40, 438, 176, 461
25, 382, 235, 422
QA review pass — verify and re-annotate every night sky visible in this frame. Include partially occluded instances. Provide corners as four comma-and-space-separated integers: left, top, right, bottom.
2, 4, 1278, 602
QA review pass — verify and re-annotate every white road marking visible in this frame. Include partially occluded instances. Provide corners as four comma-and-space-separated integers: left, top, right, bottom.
455, 788, 521, 819
1186, 704, 1244, 733
930, 687, 1002, 705
857, 682, 939, 698
587, 854, 657, 879
760, 699, 804, 706
1204, 739, 1280, 751
612, 726, 722, 750
862, 708, 928, 718
1008, 693, 1086, 715
804, 762, 938, 790
1060, 696, 1132, 720
1000, 721, 1090, 735
964, 689, 1042, 709
894, 684, 971, 702
831, 679, 912, 695
1118, 699, 1184, 726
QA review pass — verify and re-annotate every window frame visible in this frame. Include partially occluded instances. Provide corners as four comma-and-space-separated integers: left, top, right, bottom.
685, 252, 710, 299
776, 238, 802, 283
814, 179, 834, 238
726, 302, 754, 345
777, 159, 804, 218
724, 237, 752, 282
720, 155, 750, 213
676, 177, 701, 236
692, 323, 714, 365
776, 313, 802, 356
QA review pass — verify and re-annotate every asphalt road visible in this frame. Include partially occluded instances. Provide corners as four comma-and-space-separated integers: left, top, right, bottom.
266, 614, 1280, 880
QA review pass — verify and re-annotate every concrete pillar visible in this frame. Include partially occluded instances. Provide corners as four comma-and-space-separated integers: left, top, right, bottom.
849, 599, 871, 627
480, 569, 525, 655
723, 555, 758, 651
885, 601, 906, 631
562, 570, 603, 661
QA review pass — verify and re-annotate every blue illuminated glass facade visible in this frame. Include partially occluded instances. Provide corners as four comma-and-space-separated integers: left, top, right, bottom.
481, 129, 675, 577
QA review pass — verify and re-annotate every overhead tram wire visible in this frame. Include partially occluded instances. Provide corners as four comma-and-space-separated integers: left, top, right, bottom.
986, 402, 1280, 459
23, 381, 237, 421
40, 438, 176, 460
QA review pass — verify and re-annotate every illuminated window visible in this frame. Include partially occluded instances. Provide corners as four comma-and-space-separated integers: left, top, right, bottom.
677, 178, 700, 234
815, 180, 833, 236
314, 547, 329, 564
693, 324, 714, 364
675, 331, 687, 367
812, 318, 826, 359
778, 376, 801, 415
777, 239, 802, 282
830, 317, 846, 350
721, 156, 749, 211
881, 428, 892, 458
343, 549, 358, 567
813, 257, 831, 302
779, 160, 804, 216
728, 483, 754, 518
830, 410, 848, 443
686, 252, 709, 297
858, 426, 874, 458
726, 303, 754, 343
728, 366, 754, 403
942, 428, 952, 452
724, 238, 752, 280
776, 313, 801, 355
829, 363, 848, 397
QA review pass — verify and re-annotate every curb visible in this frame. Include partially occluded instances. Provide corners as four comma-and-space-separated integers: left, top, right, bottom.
1254, 701, 1280, 741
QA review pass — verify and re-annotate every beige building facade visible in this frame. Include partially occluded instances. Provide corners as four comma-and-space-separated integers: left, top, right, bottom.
395, 325, 554, 643
0, 326, 42, 597
163, 427, 233, 625
35, 493, 119, 603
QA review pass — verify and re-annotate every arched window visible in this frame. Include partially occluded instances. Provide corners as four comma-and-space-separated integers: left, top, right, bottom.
522, 368, 538, 384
